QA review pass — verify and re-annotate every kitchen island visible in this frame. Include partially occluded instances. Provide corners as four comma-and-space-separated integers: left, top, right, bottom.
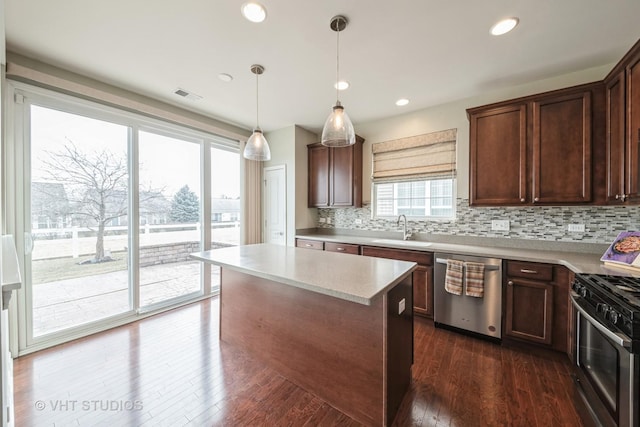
191, 243, 417, 426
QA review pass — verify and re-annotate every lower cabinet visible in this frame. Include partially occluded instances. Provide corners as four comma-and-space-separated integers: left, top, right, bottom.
503, 261, 571, 353
505, 278, 554, 345
295, 238, 324, 250
295, 238, 361, 255
361, 246, 434, 318
324, 242, 360, 255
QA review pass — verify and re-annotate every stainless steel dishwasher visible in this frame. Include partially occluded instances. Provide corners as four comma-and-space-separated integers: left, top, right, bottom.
433, 252, 503, 339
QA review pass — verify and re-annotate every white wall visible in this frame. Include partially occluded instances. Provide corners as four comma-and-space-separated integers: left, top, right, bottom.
267, 62, 615, 244
355, 63, 614, 202
294, 126, 318, 231
265, 125, 318, 246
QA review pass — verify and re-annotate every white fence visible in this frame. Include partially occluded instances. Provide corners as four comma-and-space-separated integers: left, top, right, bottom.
30, 222, 240, 260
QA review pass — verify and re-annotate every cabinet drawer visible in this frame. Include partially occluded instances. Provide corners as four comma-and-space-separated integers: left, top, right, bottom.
361, 246, 433, 266
295, 239, 324, 250
506, 261, 553, 281
325, 242, 360, 254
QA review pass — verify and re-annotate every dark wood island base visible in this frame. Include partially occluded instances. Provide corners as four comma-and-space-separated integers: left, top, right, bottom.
219, 268, 413, 426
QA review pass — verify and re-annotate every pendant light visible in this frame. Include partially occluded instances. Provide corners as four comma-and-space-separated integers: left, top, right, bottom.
321, 15, 356, 147
243, 64, 271, 161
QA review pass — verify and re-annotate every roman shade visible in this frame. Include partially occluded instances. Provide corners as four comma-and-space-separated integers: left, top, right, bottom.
372, 128, 457, 182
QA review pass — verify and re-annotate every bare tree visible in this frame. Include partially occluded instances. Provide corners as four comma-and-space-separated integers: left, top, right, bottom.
41, 140, 162, 262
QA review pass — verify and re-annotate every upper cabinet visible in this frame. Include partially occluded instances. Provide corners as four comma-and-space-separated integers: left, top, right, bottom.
308, 136, 364, 208
469, 104, 527, 205
468, 82, 604, 206
605, 39, 640, 204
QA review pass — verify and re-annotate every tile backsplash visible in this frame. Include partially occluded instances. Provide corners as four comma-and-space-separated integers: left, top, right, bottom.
317, 198, 640, 244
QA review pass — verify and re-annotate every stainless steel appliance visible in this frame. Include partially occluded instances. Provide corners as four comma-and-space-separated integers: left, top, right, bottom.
571, 274, 640, 427
434, 252, 502, 339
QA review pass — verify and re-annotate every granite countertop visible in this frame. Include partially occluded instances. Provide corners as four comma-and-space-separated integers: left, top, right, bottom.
296, 230, 640, 278
190, 243, 417, 305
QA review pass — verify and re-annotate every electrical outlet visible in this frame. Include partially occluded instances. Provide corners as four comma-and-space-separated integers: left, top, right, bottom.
491, 219, 510, 231
398, 298, 406, 315
318, 217, 326, 223
568, 223, 585, 232
355, 218, 362, 225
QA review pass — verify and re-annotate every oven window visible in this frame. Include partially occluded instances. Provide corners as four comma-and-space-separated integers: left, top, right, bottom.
579, 317, 619, 416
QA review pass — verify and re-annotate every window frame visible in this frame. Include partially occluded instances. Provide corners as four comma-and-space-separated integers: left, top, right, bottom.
372, 177, 456, 220
5, 80, 240, 355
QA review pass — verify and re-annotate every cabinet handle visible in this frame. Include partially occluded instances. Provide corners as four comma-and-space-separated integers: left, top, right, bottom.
520, 269, 538, 274
305, 244, 312, 247
520, 198, 525, 202
533, 197, 539, 202
337, 247, 345, 251
507, 281, 514, 286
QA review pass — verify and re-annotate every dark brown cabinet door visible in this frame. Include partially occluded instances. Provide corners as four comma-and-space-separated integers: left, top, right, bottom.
606, 71, 627, 202
307, 137, 363, 208
331, 143, 362, 207
412, 265, 433, 318
504, 278, 554, 345
532, 91, 592, 203
361, 246, 433, 318
308, 144, 330, 207
626, 50, 640, 202
469, 104, 527, 205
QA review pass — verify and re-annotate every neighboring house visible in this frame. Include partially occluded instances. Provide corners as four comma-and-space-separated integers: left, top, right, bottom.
212, 197, 240, 222
31, 182, 71, 229
32, 181, 233, 228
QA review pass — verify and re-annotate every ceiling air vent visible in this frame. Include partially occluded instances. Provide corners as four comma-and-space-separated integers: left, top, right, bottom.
174, 88, 203, 101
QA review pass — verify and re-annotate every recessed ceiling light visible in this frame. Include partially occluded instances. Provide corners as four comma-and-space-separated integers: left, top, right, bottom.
334, 81, 350, 90
395, 98, 409, 106
218, 73, 233, 82
490, 17, 519, 36
241, 2, 267, 23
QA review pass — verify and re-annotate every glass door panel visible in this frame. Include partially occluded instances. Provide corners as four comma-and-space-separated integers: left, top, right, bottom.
30, 105, 131, 337
138, 131, 202, 307
210, 147, 240, 290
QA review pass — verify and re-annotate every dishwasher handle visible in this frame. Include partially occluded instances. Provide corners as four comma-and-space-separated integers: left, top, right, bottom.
435, 258, 500, 271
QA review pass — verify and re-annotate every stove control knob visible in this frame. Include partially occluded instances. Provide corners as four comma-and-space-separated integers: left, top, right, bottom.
572, 282, 582, 293
596, 303, 609, 313
607, 310, 620, 325
579, 287, 590, 298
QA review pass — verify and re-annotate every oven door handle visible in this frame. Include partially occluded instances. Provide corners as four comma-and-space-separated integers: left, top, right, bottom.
571, 293, 632, 349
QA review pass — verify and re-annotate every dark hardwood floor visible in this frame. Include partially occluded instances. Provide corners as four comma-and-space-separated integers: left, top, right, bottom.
14, 297, 583, 426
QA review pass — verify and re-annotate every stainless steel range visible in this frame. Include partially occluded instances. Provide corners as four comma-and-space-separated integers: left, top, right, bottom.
571, 273, 640, 427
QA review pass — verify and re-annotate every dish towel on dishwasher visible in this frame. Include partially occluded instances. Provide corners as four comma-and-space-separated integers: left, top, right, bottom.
465, 261, 485, 298
444, 259, 464, 295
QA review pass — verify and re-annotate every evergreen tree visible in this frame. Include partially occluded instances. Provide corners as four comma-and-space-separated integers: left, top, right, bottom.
170, 185, 200, 223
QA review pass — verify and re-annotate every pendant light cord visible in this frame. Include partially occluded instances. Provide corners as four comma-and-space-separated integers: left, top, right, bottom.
255, 71, 260, 129
336, 18, 340, 104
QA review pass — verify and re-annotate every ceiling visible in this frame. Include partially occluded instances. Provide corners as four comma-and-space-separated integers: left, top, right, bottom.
5, 1, 640, 135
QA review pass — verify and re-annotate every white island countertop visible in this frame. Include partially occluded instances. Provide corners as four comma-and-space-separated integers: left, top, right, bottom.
190, 243, 417, 306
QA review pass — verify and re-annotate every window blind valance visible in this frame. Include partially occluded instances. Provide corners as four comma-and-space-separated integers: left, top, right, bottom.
372, 128, 457, 182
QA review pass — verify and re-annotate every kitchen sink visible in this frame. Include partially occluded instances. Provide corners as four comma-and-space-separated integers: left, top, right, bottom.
371, 239, 432, 248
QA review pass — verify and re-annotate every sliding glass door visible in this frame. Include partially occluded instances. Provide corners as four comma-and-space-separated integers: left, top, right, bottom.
29, 104, 132, 337
7, 82, 240, 352
138, 130, 203, 308
210, 147, 240, 289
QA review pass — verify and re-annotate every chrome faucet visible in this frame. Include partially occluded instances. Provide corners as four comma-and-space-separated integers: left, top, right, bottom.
396, 214, 412, 240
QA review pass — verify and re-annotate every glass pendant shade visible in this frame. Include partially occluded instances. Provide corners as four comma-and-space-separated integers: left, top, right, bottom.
243, 64, 271, 161
243, 129, 271, 161
321, 103, 355, 147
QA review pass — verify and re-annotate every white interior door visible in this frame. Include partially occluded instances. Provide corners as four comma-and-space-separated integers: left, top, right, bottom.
264, 166, 286, 245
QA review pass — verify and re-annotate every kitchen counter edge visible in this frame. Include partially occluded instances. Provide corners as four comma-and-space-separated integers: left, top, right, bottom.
296, 233, 640, 277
